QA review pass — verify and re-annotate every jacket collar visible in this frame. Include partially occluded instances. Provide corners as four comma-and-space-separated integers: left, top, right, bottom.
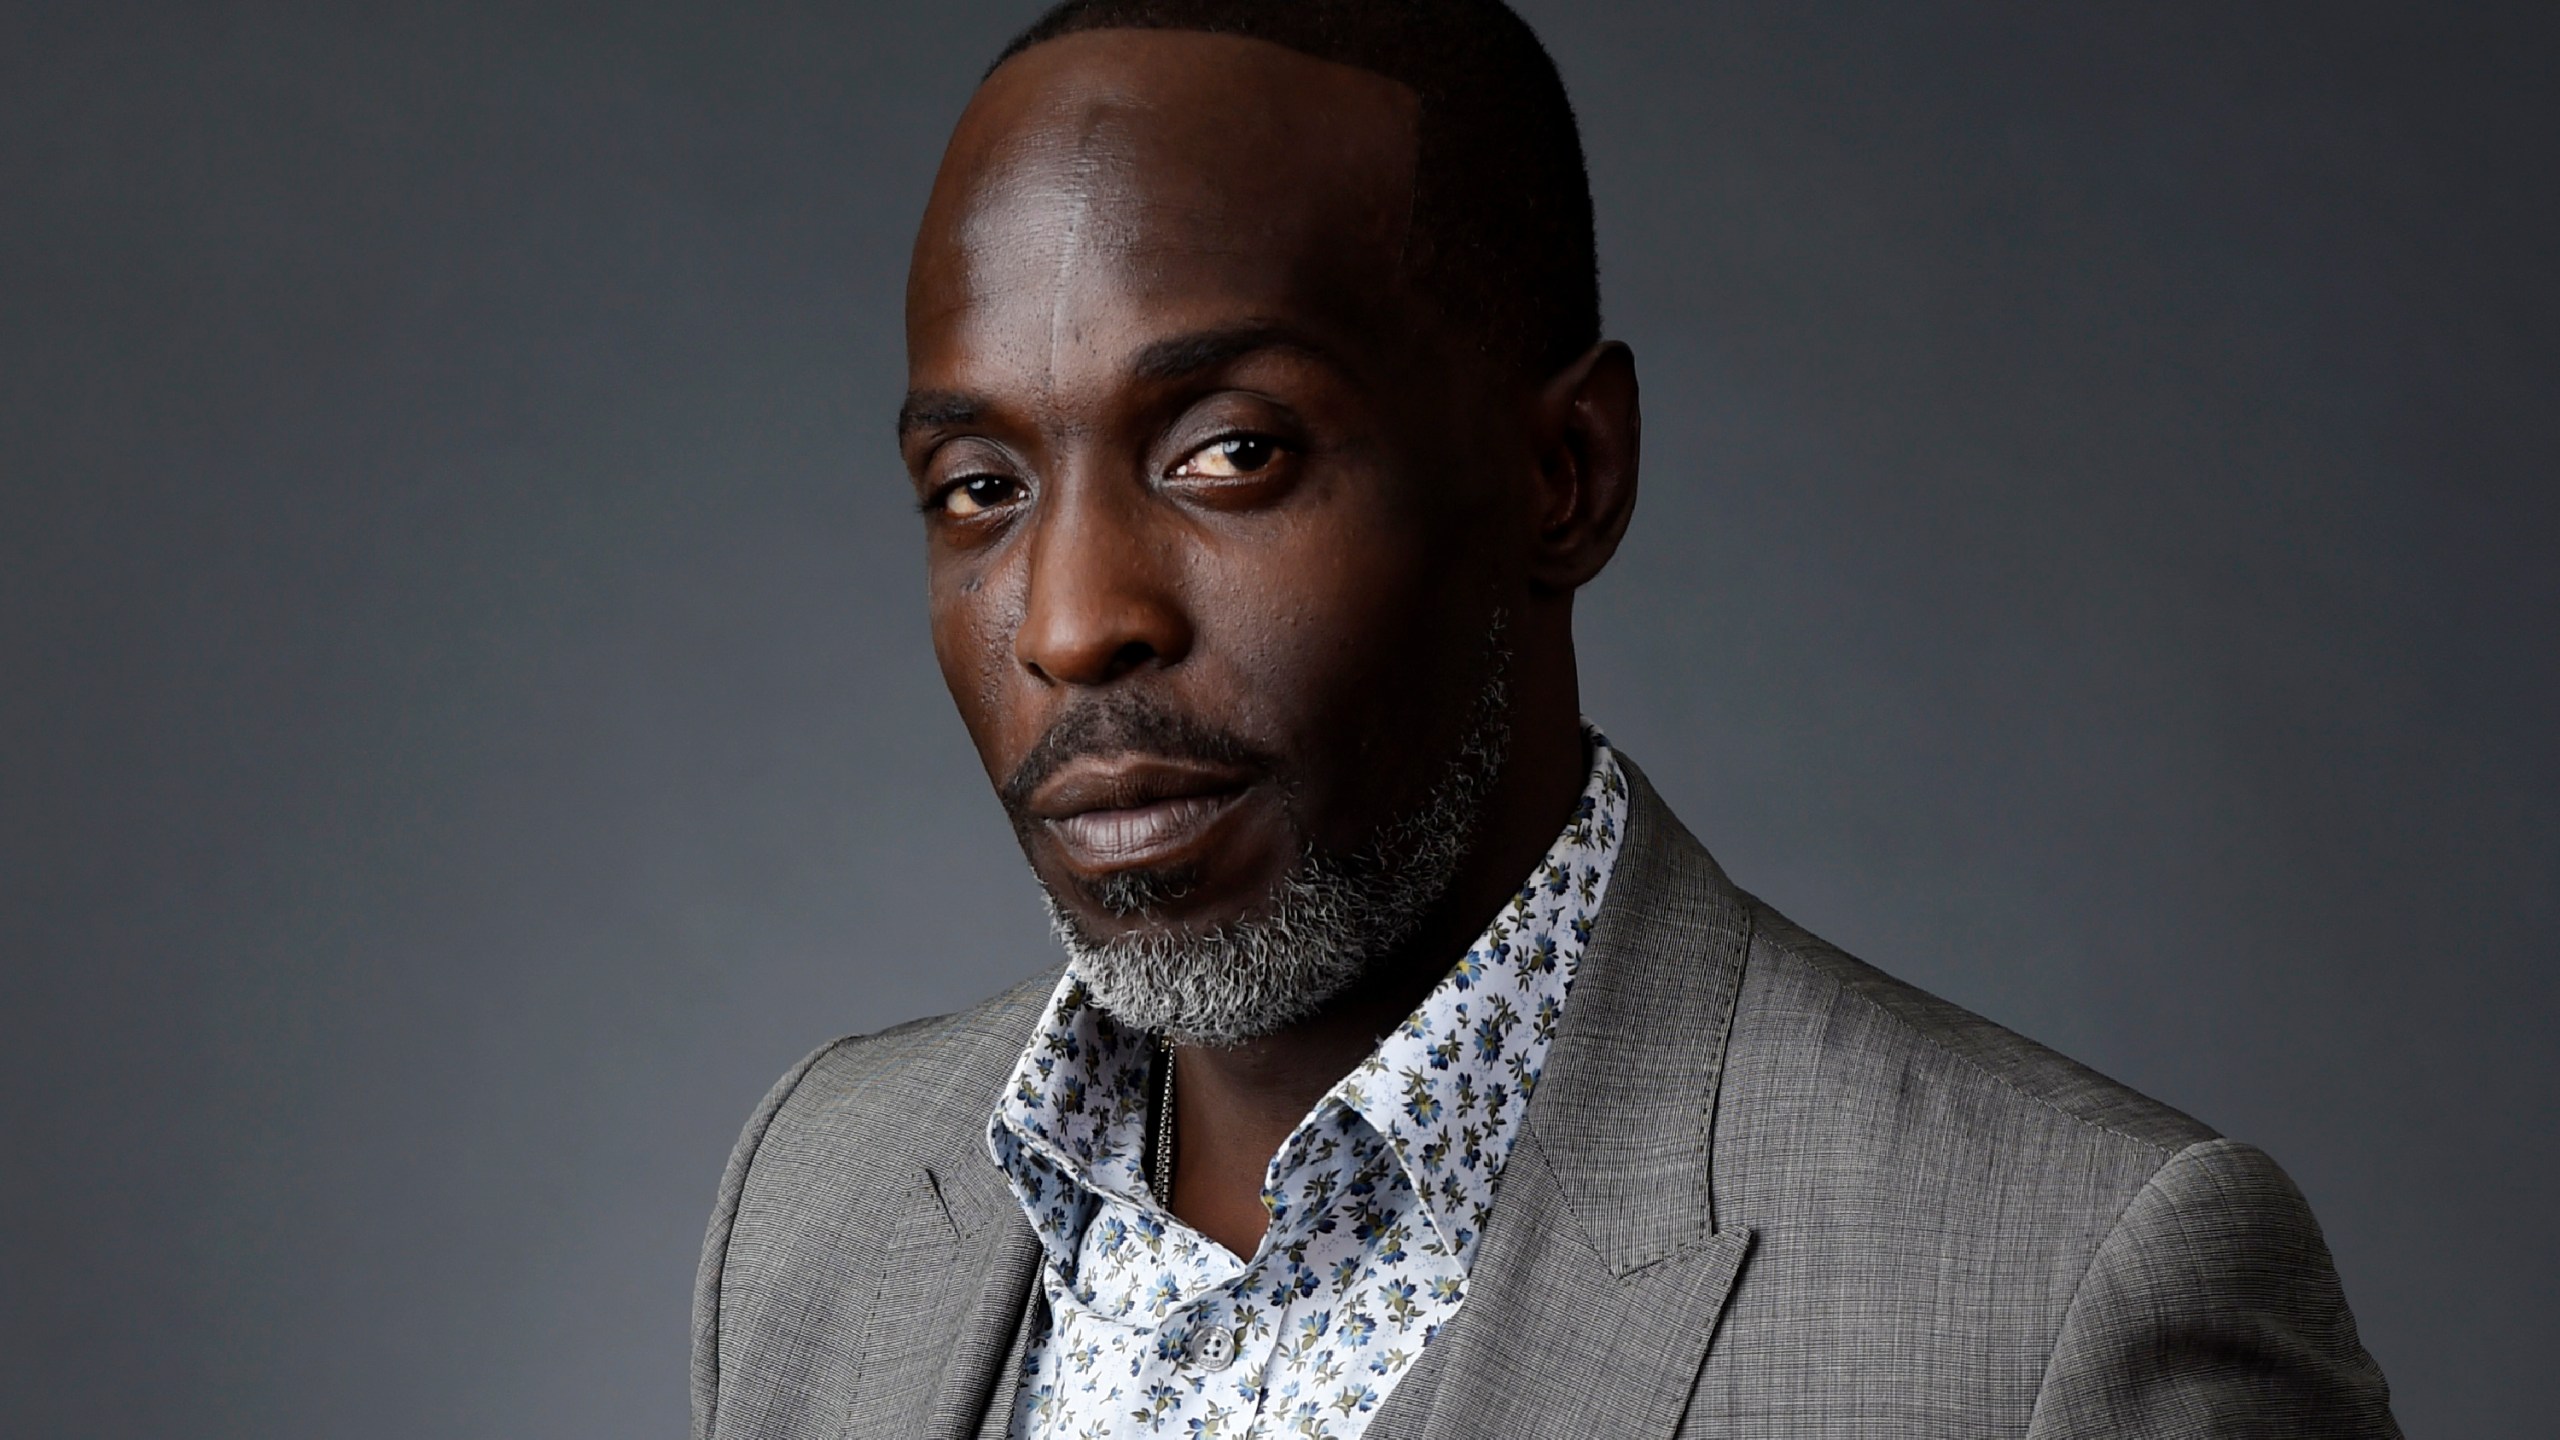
1367, 755, 1759, 1439
1514, 752, 1754, 1269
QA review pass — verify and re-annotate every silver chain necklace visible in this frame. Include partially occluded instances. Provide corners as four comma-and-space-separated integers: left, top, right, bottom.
1149, 1035, 1177, 1202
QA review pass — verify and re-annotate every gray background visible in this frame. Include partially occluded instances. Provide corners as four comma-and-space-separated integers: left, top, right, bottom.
3, 1, 2551, 1434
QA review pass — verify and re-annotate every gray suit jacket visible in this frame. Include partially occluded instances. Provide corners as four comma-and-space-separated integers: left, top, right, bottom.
693, 759, 2398, 1437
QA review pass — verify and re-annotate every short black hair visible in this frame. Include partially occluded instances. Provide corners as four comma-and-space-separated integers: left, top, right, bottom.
992, 0, 1599, 377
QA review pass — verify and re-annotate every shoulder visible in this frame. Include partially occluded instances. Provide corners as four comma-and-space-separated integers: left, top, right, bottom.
746, 966, 1062, 1178
691, 968, 1058, 1436
696, 965, 1057, 1306
1735, 899, 2214, 1163
1704, 913, 2397, 1431
1628, 789, 2395, 1423
1711, 887, 2220, 1267
1605, 759, 2225, 1286
1605, 753, 2212, 1188
1690, 846, 2396, 1420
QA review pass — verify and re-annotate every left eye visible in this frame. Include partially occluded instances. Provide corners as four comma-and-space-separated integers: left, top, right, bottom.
1174, 435, 1281, 480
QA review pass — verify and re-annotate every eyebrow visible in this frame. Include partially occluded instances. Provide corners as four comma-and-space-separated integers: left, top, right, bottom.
895, 390, 986, 441
1127, 323, 1342, 385
894, 323, 1349, 443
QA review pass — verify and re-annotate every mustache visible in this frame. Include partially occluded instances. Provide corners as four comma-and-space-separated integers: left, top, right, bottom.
997, 694, 1280, 818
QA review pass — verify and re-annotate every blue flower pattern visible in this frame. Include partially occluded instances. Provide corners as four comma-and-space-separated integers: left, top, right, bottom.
988, 738, 1629, 1439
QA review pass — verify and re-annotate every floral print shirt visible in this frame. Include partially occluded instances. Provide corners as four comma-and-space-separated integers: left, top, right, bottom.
989, 736, 1630, 1440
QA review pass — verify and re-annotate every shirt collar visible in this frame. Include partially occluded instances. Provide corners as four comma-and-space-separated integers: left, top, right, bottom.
989, 731, 1630, 1279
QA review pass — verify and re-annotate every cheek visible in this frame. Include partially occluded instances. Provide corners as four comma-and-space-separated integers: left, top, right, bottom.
1202, 506, 1491, 773
1273, 498, 1482, 651
926, 556, 1027, 775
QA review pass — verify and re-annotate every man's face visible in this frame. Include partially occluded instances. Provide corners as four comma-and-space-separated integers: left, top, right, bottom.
902, 31, 1529, 1004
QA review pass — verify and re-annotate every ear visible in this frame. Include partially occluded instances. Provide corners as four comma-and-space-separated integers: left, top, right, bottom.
1524, 339, 1640, 593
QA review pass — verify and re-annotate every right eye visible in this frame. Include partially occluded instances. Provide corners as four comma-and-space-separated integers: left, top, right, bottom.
937, 474, 1023, 517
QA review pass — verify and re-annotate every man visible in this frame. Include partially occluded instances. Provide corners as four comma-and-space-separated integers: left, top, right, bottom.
693, 2, 2398, 1435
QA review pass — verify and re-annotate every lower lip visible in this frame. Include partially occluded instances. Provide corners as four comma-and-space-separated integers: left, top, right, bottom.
1047, 790, 1246, 869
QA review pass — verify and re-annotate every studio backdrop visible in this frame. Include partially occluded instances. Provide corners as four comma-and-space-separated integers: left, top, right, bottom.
2, 2, 2551, 1436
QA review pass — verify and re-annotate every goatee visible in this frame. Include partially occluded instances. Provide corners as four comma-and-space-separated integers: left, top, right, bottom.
1030, 626, 1513, 1048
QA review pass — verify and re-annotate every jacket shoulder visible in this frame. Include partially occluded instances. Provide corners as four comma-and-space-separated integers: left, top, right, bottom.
1741, 900, 2215, 1160
691, 968, 1056, 1440
768, 966, 1060, 1164
1693, 884, 2319, 1431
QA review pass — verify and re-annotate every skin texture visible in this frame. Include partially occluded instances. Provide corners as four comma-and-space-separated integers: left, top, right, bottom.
903, 29, 1641, 1256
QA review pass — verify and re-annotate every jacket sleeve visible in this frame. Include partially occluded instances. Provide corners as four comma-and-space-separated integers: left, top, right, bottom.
2026, 1137, 2399, 1438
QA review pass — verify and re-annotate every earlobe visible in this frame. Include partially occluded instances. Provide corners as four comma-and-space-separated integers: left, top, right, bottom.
1527, 339, 1641, 593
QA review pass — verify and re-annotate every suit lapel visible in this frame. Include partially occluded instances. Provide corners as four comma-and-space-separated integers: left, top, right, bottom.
826, 975, 1050, 1440
1372, 758, 1759, 1439
1389, 1137, 1756, 1439
840, 1151, 1041, 1440
936, 1148, 1043, 1439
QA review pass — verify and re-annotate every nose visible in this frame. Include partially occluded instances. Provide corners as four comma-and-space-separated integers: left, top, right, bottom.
1013, 476, 1193, 687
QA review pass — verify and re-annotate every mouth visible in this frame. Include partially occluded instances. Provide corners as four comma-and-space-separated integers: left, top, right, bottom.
1024, 756, 1259, 873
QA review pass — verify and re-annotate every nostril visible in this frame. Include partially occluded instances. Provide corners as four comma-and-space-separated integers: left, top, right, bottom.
1107, 640, 1159, 679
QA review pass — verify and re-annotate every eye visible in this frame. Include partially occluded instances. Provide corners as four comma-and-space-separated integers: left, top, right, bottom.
936, 474, 1023, 517
1171, 434, 1284, 481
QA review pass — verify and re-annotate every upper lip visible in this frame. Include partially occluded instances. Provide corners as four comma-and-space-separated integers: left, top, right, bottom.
1022, 755, 1256, 822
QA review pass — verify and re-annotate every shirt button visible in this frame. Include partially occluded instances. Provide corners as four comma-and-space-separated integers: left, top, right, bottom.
1187, 1323, 1238, 1371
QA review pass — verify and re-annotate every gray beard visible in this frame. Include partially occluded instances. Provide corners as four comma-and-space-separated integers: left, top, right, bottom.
1045, 645, 1512, 1049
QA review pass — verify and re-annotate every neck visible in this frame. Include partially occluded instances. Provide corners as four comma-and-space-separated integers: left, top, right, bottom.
1164, 692, 1589, 1255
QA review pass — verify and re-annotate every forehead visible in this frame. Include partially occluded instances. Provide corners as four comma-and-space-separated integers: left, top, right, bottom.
907, 29, 1423, 390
